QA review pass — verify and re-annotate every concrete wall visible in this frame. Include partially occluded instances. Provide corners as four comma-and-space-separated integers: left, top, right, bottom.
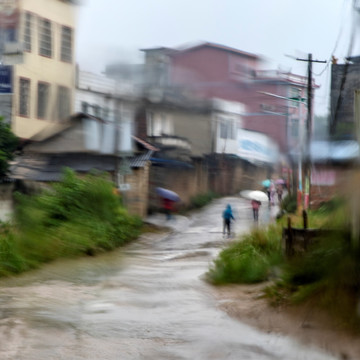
123, 162, 150, 218
148, 155, 268, 212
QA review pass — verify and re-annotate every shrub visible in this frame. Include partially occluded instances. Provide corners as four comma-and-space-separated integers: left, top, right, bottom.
0, 168, 142, 275
207, 224, 284, 284
280, 193, 297, 214
190, 191, 218, 209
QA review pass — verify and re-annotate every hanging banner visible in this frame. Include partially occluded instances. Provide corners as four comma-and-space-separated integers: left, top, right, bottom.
0, 65, 12, 93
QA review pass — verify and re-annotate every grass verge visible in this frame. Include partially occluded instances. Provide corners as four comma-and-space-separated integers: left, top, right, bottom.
0, 168, 142, 276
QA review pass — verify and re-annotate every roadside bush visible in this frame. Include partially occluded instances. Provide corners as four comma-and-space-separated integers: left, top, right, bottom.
189, 191, 218, 209
207, 224, 284, 284
280, 193, 297, 214
0, 168, 142, 275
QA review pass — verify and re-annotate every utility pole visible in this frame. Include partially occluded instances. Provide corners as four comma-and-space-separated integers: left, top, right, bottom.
296, 54, 326, 210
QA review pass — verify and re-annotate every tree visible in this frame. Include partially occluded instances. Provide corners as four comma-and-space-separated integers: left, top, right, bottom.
0, 117, 18, 177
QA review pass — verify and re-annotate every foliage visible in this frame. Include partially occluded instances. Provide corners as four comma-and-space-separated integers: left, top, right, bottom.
0, 117, 18, 177
0, 168, 142, 275
207, 224, 284, 284
268, 198, 360, 327
280, 193, 297, 214
189, 191, 218, 209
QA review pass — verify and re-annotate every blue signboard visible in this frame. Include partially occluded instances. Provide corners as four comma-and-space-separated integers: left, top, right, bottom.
0, 65, 12, 93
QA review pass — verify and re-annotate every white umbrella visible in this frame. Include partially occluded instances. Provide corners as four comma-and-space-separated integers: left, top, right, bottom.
240, 190, 269, 202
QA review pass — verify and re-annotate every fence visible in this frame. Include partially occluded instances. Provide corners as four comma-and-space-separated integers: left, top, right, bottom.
282, 210, 347, 257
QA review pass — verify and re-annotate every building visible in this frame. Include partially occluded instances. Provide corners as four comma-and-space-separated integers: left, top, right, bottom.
0, 0, 77, 139
330, 57, 360, 139
135, 92, 244, 161
140, 42, 314, 155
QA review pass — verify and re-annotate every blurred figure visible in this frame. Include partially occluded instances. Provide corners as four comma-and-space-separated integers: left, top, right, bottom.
251, 199, 261, 221
269, 180, 276, 205
163, 198, 175, 220
277, 185, 283, 203
222, 204, 235, 237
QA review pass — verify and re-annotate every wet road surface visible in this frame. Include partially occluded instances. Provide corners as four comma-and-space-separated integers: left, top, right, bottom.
0, 197, 338, 359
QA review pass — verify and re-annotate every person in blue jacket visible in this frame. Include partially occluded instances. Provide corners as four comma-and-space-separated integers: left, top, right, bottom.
222, 204, 235, 237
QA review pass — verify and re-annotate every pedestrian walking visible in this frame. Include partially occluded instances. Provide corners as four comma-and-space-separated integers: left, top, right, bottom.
276, 185, 283, 203
251, 199, 261, 222
269, 181, 276, 206
163, 198, 175, 220
222, 204, 235, 237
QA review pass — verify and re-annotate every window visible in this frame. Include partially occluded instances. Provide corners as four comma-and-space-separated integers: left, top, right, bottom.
19, 78, 30, 116
60, 26, 72, 62
81, 101, 88, 113
37, 82, 49, 119
93, 105, 101, 117
39, 18, 52, 57
57, 86, 70, 121
103, 107, 110, 120
219, 117, 235, 139
24, 12, 32, 52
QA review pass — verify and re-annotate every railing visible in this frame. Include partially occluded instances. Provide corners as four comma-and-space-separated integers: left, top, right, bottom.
282, 211, 348, 257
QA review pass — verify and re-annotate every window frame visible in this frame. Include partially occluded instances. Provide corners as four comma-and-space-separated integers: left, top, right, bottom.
38, 17, 52, 58
57, 85, 71, 121
19, 77, 30, 117
60, 25, 73, 63
23, 11, 32, 52
37, 81, 50, 119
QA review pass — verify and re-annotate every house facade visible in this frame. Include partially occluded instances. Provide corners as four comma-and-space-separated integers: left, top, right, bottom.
141, 42, 313, 155
0, 0, 77, 139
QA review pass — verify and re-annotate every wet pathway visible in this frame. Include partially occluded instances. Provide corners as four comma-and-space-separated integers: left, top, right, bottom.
0, 197, 337, 359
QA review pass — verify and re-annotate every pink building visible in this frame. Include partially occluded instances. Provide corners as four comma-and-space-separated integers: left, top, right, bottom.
142, 42, 314, 154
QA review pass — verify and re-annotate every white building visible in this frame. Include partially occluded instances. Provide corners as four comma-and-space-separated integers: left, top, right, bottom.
75, 69, 138, 156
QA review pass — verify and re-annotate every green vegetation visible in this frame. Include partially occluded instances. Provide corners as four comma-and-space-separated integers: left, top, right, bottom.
207, 224, 284, 284
189, 191, 218, 209
0, 169, 142, 276
209, 197, 360, 328
0, 117, 18, 177
280, 193, 297, 214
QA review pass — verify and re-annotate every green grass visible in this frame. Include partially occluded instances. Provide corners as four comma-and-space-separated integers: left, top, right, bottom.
207, 224, 284, 284
189, 191, 219, 209
209, 195, 360, 328
0, 168, 142, 276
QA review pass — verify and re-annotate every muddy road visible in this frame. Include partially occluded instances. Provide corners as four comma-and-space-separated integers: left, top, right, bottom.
0, 197, 337, 359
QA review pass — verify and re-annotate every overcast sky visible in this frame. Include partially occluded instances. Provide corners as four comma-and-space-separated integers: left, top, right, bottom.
75, 0, 358, 116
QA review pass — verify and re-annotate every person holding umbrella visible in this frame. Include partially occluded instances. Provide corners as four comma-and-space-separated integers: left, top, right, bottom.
156, 187, 180, 221
251, 199, 261, 221
222, 204, 235, 238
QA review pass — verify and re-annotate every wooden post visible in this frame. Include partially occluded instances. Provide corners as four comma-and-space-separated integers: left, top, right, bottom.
302, 209, 308, 229
286, 216, 293, 257
302, 209, 309, 251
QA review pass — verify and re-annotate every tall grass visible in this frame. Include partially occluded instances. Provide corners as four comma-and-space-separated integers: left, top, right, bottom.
269, 197, 360, 328
189, 191, 218, 209
0, 169, 142, 276
207, 224, 284, 284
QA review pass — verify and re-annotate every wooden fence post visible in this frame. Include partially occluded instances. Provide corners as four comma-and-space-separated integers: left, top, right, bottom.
286, 216, 293, 257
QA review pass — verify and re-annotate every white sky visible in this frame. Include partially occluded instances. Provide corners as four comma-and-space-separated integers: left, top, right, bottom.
75, 0, 358, 116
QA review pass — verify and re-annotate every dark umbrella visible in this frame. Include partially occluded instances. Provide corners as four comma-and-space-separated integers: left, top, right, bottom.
156, 187, 180, 202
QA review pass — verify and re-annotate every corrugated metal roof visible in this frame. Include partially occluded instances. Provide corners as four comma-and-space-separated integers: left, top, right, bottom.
10, 151, 153, 181
129, 151, 153, 168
